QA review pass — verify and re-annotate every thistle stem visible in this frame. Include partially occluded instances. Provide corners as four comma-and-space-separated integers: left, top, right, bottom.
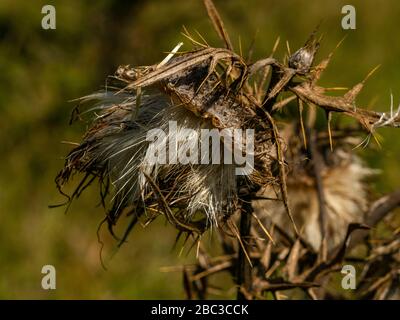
236, 195, 253, 300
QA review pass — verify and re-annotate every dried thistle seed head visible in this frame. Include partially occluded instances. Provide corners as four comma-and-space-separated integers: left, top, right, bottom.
253, 126, 377, 250
288, 32, 320, 74
56, 47, 278, 232
59, 91, 240, 227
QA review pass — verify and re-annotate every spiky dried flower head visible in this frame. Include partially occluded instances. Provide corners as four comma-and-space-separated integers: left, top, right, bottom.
288, 29, 320, 74
253, 124, 378, 250
56, 45, 281, 237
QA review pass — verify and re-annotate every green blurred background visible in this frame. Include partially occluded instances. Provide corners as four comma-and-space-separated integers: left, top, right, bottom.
1, 0, 399, 299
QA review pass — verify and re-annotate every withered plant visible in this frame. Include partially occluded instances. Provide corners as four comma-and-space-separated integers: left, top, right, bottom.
55, 0, 400, 299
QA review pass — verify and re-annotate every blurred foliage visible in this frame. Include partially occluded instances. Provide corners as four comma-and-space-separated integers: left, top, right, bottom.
0, 0, 399, 299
